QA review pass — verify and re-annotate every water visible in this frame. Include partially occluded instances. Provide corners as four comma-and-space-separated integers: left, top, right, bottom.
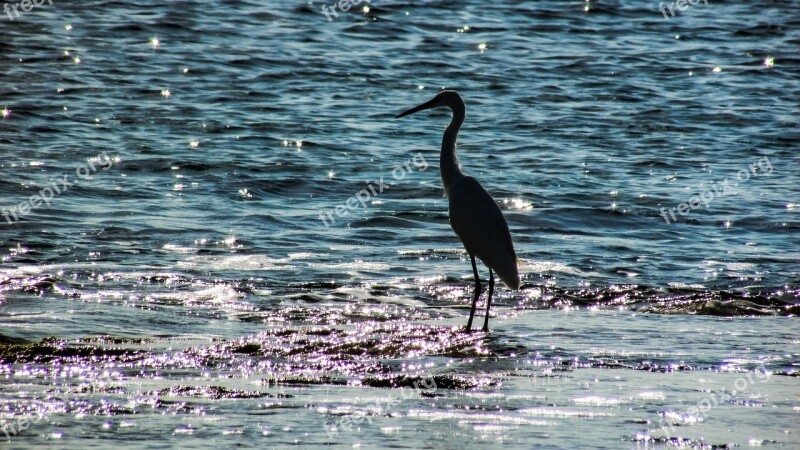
1, 0, 798, 448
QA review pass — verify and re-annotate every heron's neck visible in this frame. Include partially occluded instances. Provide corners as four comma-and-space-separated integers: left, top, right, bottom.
440, 107, 465, 193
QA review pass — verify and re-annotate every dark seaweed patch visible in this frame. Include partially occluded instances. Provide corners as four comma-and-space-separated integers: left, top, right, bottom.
158, 385, 270, 399
0, 337, 145, 364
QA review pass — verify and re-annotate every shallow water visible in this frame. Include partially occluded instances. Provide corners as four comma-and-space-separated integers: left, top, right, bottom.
1, 0, 799, 448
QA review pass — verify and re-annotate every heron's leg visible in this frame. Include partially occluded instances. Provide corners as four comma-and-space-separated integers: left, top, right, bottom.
482, 269, 494, 332
465, 255, 481, 333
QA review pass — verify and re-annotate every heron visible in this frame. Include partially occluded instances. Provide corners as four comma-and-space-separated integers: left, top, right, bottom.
395, 90, 520, 332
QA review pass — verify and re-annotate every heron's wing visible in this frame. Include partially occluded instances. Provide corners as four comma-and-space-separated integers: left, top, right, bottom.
448, 176, 520, 289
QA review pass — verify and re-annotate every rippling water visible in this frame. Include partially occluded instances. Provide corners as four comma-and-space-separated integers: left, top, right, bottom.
1, 1, 798, 448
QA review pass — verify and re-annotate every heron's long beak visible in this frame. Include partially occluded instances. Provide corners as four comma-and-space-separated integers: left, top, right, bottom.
395, 97, 439, 119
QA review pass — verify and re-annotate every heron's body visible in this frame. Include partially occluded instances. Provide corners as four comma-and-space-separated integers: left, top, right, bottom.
448, 176, 520, 290
396, 90, 520, 332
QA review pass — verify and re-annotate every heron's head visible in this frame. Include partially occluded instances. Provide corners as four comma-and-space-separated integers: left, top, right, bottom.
395, 90, 463, 119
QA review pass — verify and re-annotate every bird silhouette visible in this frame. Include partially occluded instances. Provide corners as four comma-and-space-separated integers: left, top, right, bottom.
396, 90, 520, 332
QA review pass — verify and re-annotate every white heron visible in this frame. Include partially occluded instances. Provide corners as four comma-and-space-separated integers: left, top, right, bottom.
396, 90, 520, 332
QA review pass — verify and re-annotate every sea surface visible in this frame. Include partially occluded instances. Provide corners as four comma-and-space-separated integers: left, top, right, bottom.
1, 1, 798, 448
